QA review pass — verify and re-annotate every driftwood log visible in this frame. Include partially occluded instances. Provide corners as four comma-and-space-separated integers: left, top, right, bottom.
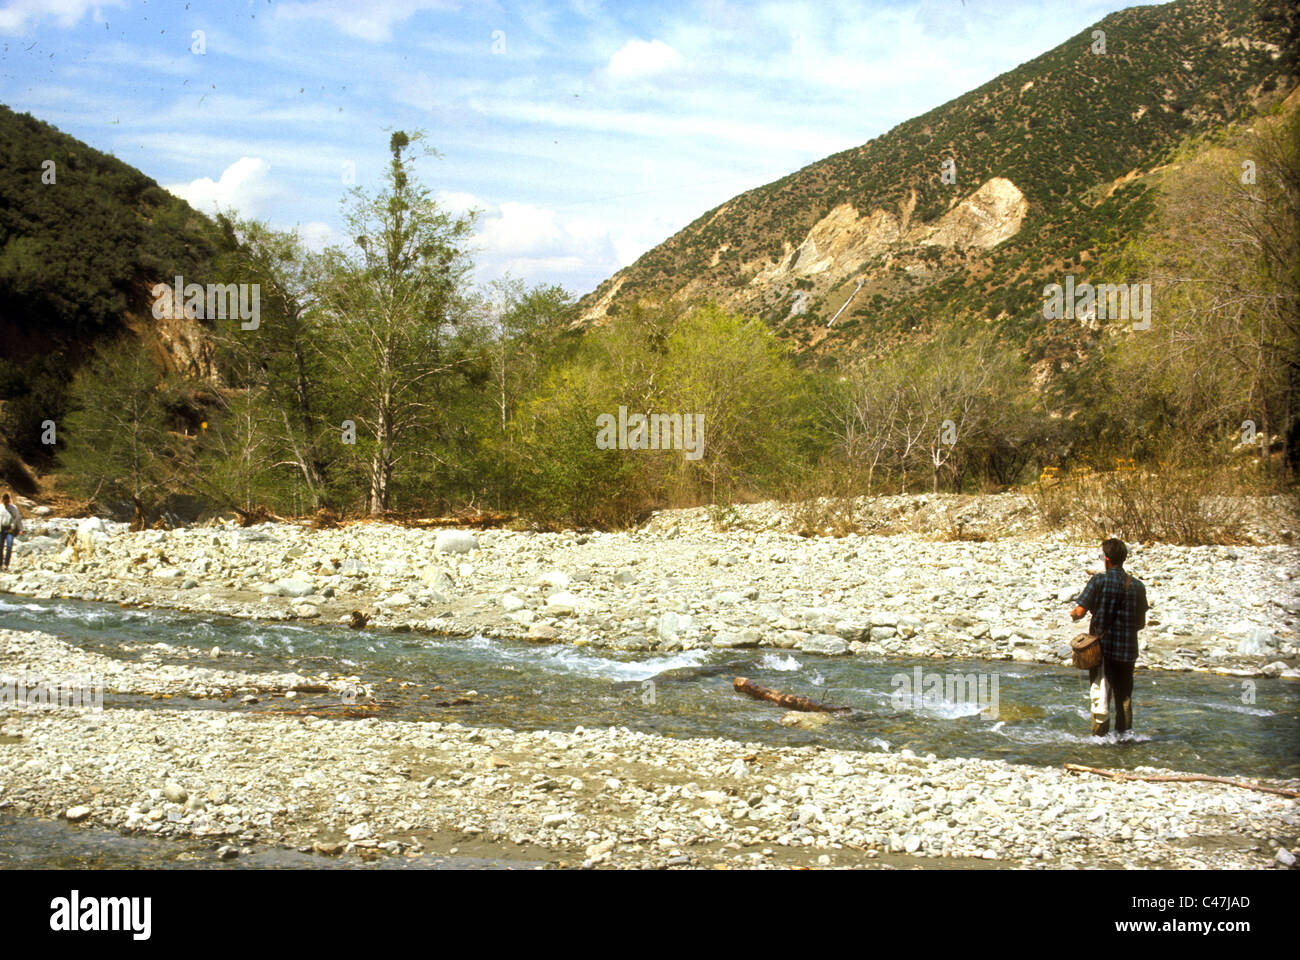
733, 677, 851, 714
1064, 763, 1300, 798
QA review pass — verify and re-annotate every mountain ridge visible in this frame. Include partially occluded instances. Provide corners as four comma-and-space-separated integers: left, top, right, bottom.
576, 0, 1298, 370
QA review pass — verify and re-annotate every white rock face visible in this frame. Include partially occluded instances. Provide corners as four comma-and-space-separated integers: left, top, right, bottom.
713, 629, 761, 649
67, 517, 111, 558
922, 177, 1028, 249
800, 634, 849, 656
435, 530, 478, 554
77, 517, 109, 538
545, 592, 593, 616
14, 536, 61, 557
658, 611, 693, 638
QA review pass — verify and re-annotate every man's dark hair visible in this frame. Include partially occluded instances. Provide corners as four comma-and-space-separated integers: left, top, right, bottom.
1102, 538, 1127, 566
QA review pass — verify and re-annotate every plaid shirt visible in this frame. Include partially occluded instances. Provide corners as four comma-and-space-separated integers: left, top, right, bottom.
1076, 566, 1148, 663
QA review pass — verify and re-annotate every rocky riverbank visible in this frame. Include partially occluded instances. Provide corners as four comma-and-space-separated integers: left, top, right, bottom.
2, 494, 1298, 678
1, 641, 1296, 870
3, 489, 1299, 869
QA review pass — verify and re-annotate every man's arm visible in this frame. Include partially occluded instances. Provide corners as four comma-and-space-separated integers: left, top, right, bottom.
1071, 574, 1102, 622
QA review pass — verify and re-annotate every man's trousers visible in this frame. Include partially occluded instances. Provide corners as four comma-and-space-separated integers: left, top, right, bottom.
1088, 658, 1135, 736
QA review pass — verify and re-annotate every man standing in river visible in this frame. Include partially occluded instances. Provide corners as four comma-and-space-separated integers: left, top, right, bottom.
1070, 538, 1149, 737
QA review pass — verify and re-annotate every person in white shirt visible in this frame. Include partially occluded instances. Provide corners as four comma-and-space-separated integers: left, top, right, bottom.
0, 493, 22, 570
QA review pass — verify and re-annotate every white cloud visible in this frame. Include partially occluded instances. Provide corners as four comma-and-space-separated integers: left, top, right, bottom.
456, 195, 622, 293
0, 0, 123, 34
606, 38, 684, 79
165, 157, 282, 220
272, 0, 458, 43
299, 221, 344, 252
467, 97, 854, 155
436, 190, 481, 216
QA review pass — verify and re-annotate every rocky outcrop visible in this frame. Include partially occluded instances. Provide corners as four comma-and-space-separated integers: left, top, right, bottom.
580, 176, 1030, 326
127, 280, 218, 382
725, 177, 1027, 321
920, 177, 1028, 250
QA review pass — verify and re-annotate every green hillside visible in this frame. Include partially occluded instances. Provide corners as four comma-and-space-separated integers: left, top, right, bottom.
0, 103, 220, 471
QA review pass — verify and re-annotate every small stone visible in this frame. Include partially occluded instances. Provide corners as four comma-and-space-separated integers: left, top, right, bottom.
345, 823, 373, 842
65, 805, 92, 822
586, 838, 615, 859
799, 634, 849, 656
713, 629, 760, 649
163, 782, 188, 804
779, 711, 832, 730
545, 592, 591, 616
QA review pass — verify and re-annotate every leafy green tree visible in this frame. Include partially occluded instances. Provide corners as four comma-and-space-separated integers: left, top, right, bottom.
58, 340, 176, 526
207, 216, 336, 510
0, 354, 72, 465
315, 131, 477, 514
1104, 107, 1299, 470
188, 387, 287, 520
467, 277, 577, 508
659, 304, 811, 503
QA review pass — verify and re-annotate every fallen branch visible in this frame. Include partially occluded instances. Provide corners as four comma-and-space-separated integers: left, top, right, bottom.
1064, 763, 1300, 798
733, 677, 851, 714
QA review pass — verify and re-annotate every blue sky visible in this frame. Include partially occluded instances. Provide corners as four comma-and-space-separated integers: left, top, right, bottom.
0, 0, 1159, 297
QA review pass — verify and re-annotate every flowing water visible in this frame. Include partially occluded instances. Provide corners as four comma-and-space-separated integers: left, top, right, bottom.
2, 593, 1297, 867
